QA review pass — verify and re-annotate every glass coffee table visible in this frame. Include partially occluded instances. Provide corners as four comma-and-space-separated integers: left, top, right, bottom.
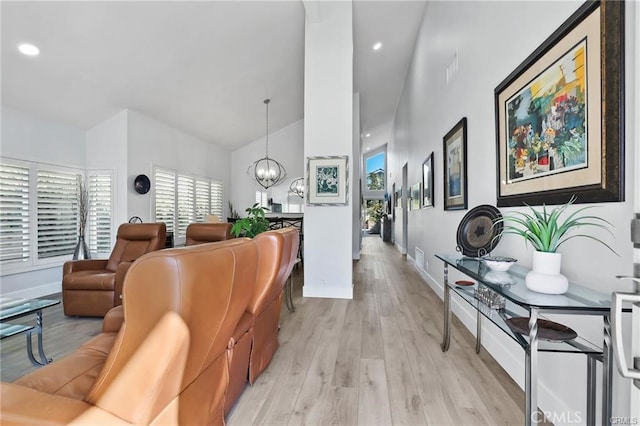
0, 297, 60, 366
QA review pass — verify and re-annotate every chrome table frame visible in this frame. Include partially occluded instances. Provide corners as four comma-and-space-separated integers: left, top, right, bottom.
437, 255, 617, 426
0, 298, 60, 367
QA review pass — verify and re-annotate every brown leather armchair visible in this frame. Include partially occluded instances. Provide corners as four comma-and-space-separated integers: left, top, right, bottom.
185, 222, 233, 245
2, 238, 259, 425
62, 223, 166, 317
225, 227, 299, 415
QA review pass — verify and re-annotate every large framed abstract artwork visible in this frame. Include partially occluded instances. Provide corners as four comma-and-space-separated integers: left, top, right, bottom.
495, 0, 624, 207
443, 118, 468, 211
307, 156, 349, 205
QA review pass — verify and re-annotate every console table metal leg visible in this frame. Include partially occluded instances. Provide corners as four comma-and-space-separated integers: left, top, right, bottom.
602, 314, 613, 426
586, 355, 597, 426
441, 264, 451, 352
526, 308, 539, 426
25, 310, 51, 367
476, 308, 482, 354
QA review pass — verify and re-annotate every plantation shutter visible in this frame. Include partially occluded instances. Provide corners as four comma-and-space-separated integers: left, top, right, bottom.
195, 179, 210, 222
0, 163, 30, 264
211, 180, 223, 218
37, 170, 78, 259
255, 190, 268, 209
177, 175, 195, 237
154, 169, 175, 234
87, 173, 112, 253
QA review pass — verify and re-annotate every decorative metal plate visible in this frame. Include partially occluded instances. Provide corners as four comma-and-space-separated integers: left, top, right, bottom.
456, 204, 503, 257
506, 317, 578, 341
134, 174, 151, 194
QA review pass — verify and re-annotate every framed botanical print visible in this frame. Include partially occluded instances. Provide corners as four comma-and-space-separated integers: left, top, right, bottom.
443, 118, 468, 210
307, 156, 349, 205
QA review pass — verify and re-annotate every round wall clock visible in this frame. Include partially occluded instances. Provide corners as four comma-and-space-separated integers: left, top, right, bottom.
134, 174, 151, 194
455, 204, 503, 257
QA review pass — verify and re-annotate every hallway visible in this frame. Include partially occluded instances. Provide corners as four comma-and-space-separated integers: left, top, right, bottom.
228, 236, 525, 425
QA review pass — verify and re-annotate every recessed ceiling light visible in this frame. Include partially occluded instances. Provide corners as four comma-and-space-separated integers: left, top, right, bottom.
365, 133, 371, 138
372, 42, 382, 51
18, 43, 40, 56
366, 147, 371, 151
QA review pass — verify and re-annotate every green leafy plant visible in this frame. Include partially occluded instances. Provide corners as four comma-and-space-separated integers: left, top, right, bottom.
367, 200, 386, 222
231, 203, 270, 238
494, 196, 617, 254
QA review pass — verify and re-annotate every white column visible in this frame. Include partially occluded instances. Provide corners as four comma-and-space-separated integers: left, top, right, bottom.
302, 0, 354, 299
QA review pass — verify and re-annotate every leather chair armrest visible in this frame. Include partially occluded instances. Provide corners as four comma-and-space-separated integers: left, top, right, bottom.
113, 262, 133, 306
63, 259, 109, 275
85, 312, 189, 425
102, 306, 124, 333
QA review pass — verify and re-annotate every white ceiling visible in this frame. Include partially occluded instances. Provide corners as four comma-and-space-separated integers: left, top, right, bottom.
1, 1, 426, 151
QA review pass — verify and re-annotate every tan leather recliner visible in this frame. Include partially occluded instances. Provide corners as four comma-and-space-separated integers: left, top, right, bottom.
225, 227, 299, 415
2, 238, 258, 425
185, 222, 233, 246
62, 223, 166, 317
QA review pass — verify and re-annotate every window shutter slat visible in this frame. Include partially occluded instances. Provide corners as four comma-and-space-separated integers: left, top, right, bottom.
0, 164, 30, 263
154, 169, 175, 234
37, 170, 79, 259
88, 173, 112, 253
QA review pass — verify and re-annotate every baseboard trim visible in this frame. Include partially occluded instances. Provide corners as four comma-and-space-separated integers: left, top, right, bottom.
303, 282, 353, 299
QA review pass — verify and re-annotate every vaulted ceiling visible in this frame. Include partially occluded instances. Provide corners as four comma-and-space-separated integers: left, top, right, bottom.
1, 1, 426, 151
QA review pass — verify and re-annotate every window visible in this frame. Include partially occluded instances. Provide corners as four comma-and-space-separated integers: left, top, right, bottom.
87, 172, 112, 254
363, 145, 387, 199
255, 190, 268, 208
154, 169, 176, 235
0, 163, 30, 264
153, 167, 224, 239
36, 169, 79, 259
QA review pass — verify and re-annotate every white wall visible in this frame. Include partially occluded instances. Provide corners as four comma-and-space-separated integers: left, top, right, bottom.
0, 106, 86, 298
353, 92, 362, 260
230, 119, 304, 216
126, 110, 231, 223
389, 0, 637, 421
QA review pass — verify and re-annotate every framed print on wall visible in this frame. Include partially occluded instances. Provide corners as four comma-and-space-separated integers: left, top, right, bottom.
410, 183, 421, 210
422, 152, 434, 208
307, 156, 349, 205
443, 118, 468, 210
495, 0, 624, 207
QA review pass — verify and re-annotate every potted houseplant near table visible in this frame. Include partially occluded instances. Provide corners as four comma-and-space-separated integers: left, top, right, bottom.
494, 196, 617, 294
231, 203, 270, 238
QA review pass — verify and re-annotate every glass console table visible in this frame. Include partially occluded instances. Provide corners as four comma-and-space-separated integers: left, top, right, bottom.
436, 254, 618, 426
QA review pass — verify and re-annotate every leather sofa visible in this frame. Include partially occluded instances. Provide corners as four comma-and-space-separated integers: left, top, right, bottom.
62, 223, 166, 317
185, 222, 233, 245
225, 226, 300, 415
2, 238, 258, 425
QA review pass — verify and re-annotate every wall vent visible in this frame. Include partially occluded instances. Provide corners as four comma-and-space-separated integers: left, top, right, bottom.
415, 247, 426, 272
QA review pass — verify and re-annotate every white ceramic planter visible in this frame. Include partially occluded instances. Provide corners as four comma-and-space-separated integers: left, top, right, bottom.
525, 251, 569, 295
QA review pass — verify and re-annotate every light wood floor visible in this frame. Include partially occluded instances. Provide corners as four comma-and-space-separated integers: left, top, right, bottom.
1, 236, 527, 425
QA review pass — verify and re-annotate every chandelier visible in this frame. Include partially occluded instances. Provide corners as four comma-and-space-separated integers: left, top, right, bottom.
289, 177, 305, 198
247, 99, 286, 189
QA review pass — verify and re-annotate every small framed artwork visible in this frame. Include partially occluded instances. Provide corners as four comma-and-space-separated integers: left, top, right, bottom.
443, 118, 468, 210
495, 0, 624, 206
307, 156, 349, 205
391, 183, 396, 222
410, 183, 421, 210
395, 186, 402, 208
422, 152, 434, 208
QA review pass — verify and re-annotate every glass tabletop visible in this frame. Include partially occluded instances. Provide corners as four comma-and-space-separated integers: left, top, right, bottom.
436, 254, 612, 312
0, 297, 60, 322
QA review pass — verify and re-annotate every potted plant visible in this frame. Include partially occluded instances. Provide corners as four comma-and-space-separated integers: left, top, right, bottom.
494, 196, 616, 294
366, 201, 386, 234
230, 203, 270, 238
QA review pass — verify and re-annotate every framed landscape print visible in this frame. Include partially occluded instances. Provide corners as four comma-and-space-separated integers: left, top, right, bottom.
395, 186, 402, 208
422, 152, 434, 208
410, 182, 421, 210
307, 156, 349, 205
443, 118, 468, 210
495, 0, 624, 207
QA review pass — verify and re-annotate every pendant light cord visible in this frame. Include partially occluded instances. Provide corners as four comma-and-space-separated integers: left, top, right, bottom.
264, 99, 270, 159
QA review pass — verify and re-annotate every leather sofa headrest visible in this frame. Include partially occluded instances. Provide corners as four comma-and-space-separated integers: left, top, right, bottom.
117, 223, 166, 240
